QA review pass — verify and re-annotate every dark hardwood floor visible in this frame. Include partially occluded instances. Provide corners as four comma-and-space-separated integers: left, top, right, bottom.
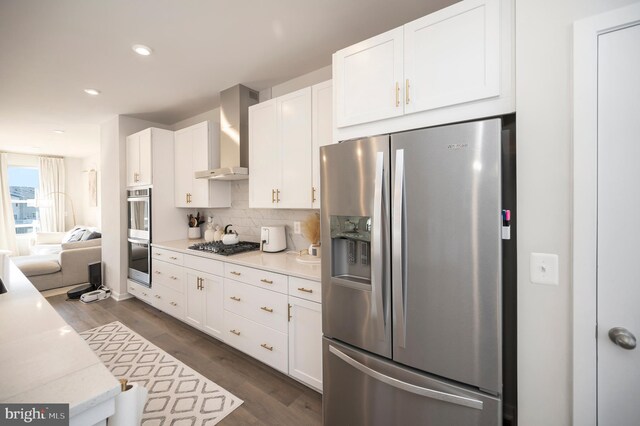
47, 293, 322, 426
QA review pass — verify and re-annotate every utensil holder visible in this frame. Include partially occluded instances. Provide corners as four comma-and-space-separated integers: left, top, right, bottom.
188, 227, 201, 239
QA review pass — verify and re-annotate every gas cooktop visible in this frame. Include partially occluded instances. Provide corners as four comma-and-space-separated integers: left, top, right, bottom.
187, 241, 261, 256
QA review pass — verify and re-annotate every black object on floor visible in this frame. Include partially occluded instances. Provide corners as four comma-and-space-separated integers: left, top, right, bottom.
67, 283, 94, 299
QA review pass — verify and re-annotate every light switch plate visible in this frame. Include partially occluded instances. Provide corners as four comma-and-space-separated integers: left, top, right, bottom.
530, 253, 559, 285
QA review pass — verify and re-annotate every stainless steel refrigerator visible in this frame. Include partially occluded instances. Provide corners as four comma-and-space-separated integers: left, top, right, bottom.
321, 118, 512, 425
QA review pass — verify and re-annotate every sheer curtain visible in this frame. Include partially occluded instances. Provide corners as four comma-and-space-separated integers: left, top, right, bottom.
0, 153, 18, 254
38, 156, 66, 232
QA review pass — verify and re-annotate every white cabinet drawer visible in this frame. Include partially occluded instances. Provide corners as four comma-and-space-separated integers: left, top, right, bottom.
127, 280, 155, 305
151, 260, 185, 293
224, 263, 288, 294
184, 254, 224, 276
223, 310, 288, 373
224, 279, 288, 333
288, 276, 321, 303
151, 247, 183, 265
153, 283, 185, 320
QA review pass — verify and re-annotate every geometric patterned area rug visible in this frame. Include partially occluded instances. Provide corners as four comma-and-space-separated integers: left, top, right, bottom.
81, 321, 243, 425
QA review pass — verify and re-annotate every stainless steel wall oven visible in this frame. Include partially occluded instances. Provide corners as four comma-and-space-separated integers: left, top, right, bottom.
127, 187, 151, 286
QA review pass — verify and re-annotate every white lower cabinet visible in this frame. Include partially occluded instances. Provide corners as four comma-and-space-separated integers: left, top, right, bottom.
127, 279, 155, 305
288, 296, 323, 391
185, 271, 224, 340
138, 247, 323, 391
224, 310, 288, 374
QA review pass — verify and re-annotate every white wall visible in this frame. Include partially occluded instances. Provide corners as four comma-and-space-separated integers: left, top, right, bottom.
515, 0, 637, 424
100, 115, 164, 298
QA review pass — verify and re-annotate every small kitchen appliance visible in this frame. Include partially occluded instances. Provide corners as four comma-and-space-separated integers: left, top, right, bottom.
260, 226, 286, 253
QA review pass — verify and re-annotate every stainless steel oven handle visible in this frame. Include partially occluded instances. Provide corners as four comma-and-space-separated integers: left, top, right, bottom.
127, 237, 149, 245
329, 345, 483, 410
371, 151, 385, 340
127, 197, 149, 202
393, 149, 407, 348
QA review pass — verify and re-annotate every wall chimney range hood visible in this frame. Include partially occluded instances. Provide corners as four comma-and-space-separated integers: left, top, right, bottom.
195, 84, 259, 180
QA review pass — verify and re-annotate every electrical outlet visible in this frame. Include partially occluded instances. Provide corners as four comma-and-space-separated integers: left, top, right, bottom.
293, 221, 301, 234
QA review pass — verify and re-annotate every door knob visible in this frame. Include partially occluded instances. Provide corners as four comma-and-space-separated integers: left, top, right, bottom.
608, 327, 637, 350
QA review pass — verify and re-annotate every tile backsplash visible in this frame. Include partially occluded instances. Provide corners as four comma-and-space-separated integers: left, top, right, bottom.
198, 181, 318, 251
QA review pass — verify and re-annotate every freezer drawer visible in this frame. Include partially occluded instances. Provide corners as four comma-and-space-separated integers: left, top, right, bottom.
323, 338, 501, 426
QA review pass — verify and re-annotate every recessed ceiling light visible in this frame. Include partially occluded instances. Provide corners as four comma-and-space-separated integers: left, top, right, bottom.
52, 129, 65, 134
132, 44, 153, 56
84, 88, 101, 96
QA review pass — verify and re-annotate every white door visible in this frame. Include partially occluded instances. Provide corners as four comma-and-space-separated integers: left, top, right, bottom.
125, 133, 139, 187
312, 80, 333, 209
174, 127, 193, 207
278, 87, 312, 209
203, 274, 224, 339
190, 121, 210, 207
138, 128, 152, 186
597, 23, 640, 424
288, 296, 322, 391
404, 0, 500, 114
185, 273, 204, 329
334, 26, 404, 127
249, 99, 279, 208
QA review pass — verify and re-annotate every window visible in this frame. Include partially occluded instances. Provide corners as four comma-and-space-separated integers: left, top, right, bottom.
8, 166, 40, 234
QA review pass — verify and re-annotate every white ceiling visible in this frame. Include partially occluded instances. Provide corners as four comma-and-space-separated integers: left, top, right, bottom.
0, 0, 456, 158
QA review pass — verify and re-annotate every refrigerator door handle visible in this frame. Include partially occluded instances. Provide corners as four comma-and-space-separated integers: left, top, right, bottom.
329, 345, 484, 410
371, 151, 386, 340
393, 149, 407, 347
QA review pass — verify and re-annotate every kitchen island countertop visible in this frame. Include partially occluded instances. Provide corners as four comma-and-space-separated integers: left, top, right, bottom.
0, 257, 120, 421
152, 239, 321, 281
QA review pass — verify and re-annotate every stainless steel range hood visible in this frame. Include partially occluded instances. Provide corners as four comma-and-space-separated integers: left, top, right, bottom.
195, 84, 259, 180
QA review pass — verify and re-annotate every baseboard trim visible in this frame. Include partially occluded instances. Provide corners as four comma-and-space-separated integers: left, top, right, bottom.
110, 289, 133, 301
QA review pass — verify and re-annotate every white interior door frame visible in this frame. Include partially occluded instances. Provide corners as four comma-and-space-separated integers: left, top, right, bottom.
573, 3, 640, 425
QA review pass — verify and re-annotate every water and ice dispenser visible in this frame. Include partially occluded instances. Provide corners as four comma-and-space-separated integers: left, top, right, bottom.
330, 215, 372, 285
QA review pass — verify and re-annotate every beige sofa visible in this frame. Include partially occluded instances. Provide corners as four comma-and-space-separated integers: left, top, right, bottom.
13, 231, 102, 291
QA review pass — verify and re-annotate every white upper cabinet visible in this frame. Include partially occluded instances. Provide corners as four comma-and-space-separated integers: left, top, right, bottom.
248, 99, 279, 208
174, 121, 230, 208
278, 87, 312, 209
126, 128, 152, 187
404, 0, 500, 114
334, 0, 513, 138
312, 80, 333, 209
334, 27, 404, 128
249, 87, 312, 209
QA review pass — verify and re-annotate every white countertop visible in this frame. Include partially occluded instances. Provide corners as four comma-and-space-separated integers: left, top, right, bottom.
152, 239, 322, 281
0, 258, 120, 417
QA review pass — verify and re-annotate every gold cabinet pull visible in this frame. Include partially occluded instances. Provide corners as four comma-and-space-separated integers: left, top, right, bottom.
272, 189, 276, 203
288, 303, 292, 322
154, 270, 161, 274
395, 81, 400, 107
230, 329, 241, 336
155, 294, 161, 299
297, 287, 313, 293
406, 79, 410, 104
260, 278, 273, 284
312, 187, 317, 203
170, 301, 177, 306
230, 296, 241, 302
142, 292, 148, 297
260, 306, 274, 313
276, 189, 280, 203
230, 271, 241, 276
155, 252, 162, 256
170, 276, 177, 280
169, 256, 177, 260
260, 343, 273, 351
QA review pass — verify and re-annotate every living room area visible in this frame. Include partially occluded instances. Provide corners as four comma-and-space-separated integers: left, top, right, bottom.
0, 148, 101, 293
